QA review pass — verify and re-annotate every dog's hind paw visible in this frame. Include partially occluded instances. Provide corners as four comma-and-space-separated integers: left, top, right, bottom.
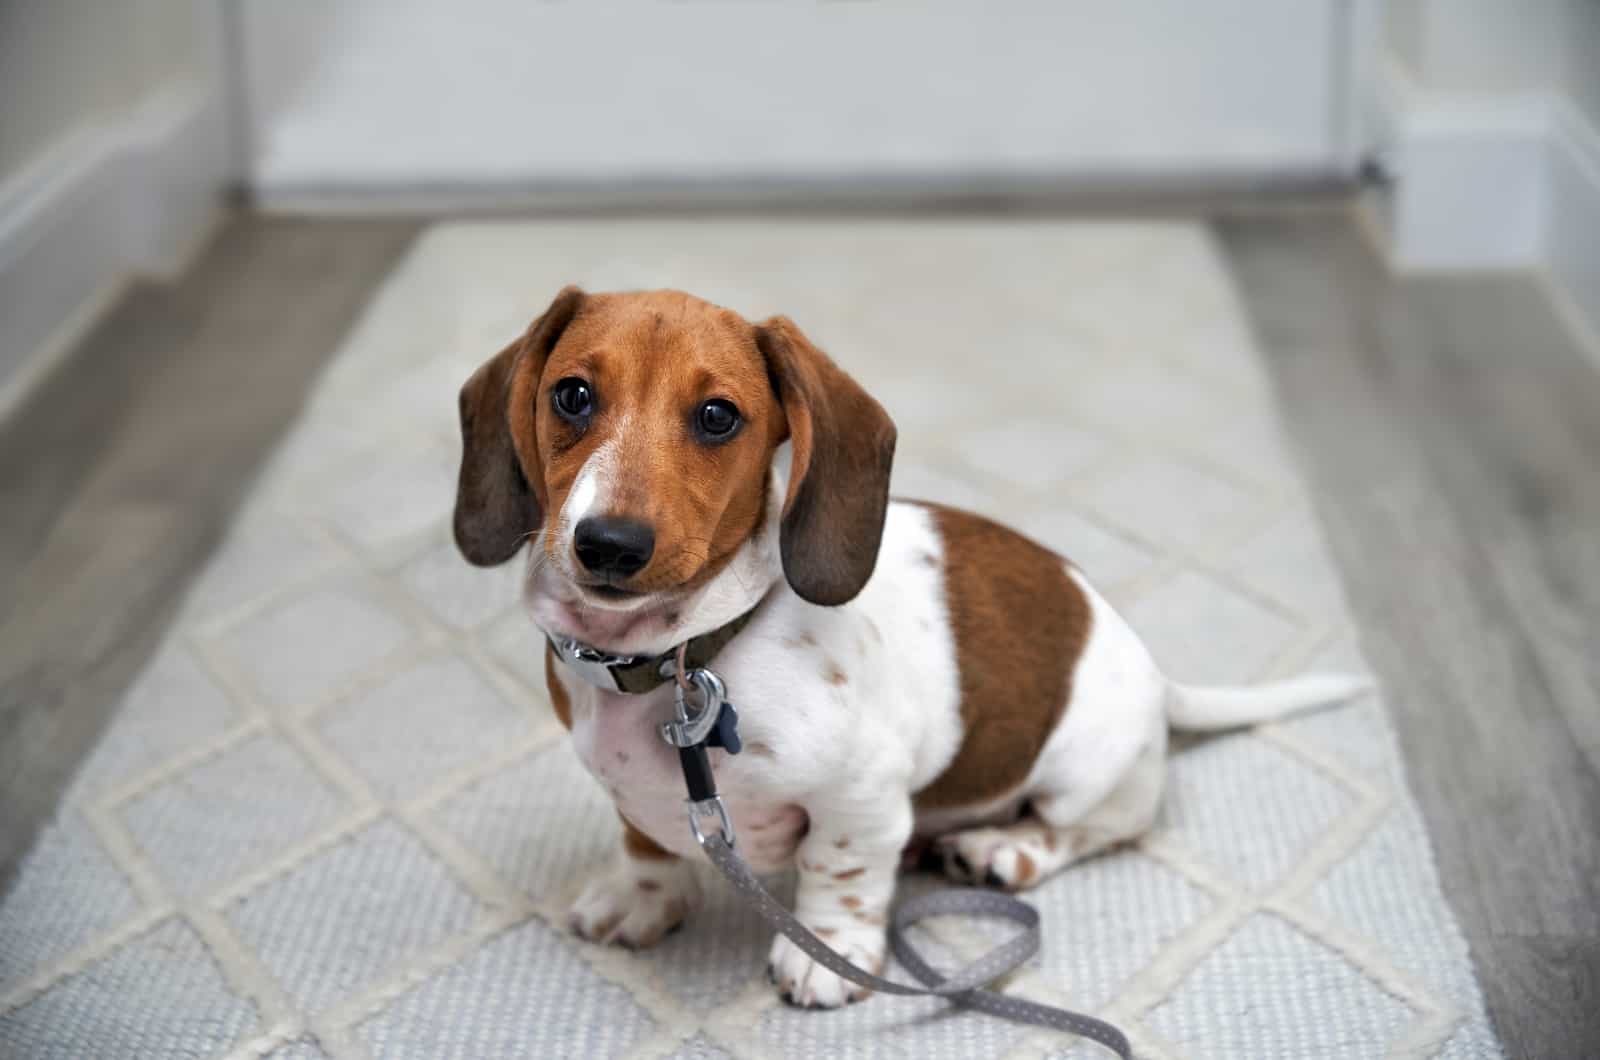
933, 825, 1058, 892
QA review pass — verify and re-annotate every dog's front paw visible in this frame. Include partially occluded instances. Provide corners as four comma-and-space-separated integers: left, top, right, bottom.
568, 860, 697, 949
766, 924, 885, 1009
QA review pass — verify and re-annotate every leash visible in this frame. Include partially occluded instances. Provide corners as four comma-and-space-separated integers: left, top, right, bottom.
662, 649, 1133, 1058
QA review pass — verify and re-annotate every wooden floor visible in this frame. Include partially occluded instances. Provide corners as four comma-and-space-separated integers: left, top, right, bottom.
2, 209, 1597, 1055
1219, 213, 1600, 1059
0, 216, 419, 881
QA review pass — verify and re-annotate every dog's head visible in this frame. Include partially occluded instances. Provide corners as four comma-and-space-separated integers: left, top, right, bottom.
453, 287, 896, 641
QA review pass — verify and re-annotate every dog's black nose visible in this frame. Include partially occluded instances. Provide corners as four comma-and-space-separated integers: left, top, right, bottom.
573, 516, 655, 577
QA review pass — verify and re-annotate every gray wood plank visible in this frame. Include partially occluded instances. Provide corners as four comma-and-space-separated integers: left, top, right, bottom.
1218, 212, 1600, 1058
0, 216, 419, 881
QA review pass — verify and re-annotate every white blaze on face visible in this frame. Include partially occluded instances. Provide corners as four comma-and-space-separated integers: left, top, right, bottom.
565, 460, 602, 523
558, 433, 624, 563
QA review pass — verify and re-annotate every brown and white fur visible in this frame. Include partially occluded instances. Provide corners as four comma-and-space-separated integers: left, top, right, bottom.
453, 287, 1366, 1009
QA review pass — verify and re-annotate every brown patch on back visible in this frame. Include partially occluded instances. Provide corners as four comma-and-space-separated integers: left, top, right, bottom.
824, 662, 848, 686
832, 866, 865, 881
544, 643, 573, 729
840, 895, 863, 910
620, 812, 676, 861
1013, 851, 1038, 885
911, 503, 1092, 813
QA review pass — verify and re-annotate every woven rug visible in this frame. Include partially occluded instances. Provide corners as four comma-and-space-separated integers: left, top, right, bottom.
0, 220, 1502, 1059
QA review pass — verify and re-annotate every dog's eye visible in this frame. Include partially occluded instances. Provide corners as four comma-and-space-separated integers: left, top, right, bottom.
552, 377, 593, 421
696, 399, 741, 440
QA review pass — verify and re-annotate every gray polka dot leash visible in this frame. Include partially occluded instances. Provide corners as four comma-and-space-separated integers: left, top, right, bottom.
664, 662, 1133, 1058
699, 834, 1132, 1057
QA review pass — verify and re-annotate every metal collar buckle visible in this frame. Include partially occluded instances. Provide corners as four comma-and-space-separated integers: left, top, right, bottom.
549, 635, 644, 692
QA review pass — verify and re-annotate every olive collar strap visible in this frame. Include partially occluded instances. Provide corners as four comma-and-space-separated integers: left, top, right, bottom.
545, 609, 756, 695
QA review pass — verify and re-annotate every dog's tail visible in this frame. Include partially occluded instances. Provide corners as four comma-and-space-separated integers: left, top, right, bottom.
1166, 673, 1371, 732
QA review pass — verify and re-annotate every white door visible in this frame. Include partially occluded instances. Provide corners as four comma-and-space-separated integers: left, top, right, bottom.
236, 0, 1358, 202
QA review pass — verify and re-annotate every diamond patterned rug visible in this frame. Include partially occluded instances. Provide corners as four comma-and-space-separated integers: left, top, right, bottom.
0, 220, 1503, 1059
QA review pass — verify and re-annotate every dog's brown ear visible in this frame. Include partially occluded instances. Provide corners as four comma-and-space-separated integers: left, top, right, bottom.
756, 315, 897, 606
453, 285, 585, 566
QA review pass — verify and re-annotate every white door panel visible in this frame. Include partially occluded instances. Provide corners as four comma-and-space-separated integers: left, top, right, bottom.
238, 1, 1346, 192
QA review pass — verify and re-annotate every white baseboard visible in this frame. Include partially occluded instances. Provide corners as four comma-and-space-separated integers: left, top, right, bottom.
1361, 61, 1600, 351
0, 277, 129, 426
1365, 61, 1550, 271
0, 84, 227, 414
1543, 100, 1600, 356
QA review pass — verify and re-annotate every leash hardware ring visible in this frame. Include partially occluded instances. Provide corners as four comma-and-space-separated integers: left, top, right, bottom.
688, 794, 736, 849
660, 669, 726, 749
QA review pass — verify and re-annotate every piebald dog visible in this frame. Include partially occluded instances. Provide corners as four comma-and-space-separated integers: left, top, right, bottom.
453, 286, 1364, 1009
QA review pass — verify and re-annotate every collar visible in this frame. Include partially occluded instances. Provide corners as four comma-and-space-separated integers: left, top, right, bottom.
546, 608, 756, 694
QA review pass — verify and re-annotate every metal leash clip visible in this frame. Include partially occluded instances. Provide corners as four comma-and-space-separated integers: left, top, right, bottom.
688, 794, 736, 848
660, 669, 727, 749
662, 666, 739, 849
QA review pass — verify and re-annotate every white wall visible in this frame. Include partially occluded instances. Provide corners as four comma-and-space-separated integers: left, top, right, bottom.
0, 0, 231, 412
236, 0, 1353, 205
1384, 0, 1426, 76
0, 1, 214, 179
1560, 0, 1600, 134
1546, 0, 1600, 343
1393, 0, 1570, 93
